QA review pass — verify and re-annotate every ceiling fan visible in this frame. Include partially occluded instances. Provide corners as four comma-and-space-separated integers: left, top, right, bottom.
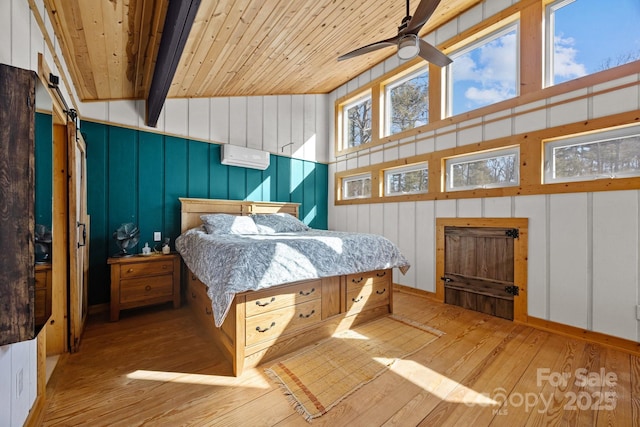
338, 0, 452, 67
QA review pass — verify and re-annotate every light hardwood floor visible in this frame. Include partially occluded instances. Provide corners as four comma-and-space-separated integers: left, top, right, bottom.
41, 291, 639, 426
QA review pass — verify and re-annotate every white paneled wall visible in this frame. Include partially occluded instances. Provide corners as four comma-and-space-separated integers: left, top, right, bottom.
328, 0, 640, 342
79, 94, 331, 164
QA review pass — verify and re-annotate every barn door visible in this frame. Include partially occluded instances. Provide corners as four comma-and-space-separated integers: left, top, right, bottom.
442, 226, 519, 320
68, 124, 89, 352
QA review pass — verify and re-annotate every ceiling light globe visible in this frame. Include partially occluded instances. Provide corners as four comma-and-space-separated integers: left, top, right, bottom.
397, 34, 419, 60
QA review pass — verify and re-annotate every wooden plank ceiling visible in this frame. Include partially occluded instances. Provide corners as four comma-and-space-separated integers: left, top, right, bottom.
44, 0, 478, 101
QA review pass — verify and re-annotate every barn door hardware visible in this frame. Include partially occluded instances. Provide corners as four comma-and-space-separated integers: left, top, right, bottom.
505, 228, 519, 239
505, 285, 520, 296
440, 276, 452, 283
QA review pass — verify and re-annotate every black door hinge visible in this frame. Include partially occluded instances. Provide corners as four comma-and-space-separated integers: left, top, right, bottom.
505, 229, 519, 239
505, 285, 520, 296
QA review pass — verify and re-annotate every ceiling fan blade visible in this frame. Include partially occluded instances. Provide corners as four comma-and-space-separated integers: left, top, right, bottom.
405, 0, 442, 35
338, 36, 399, 61
418, 39, 452, 67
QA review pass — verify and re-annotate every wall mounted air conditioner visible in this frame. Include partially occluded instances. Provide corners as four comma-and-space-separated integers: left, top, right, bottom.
220, 144, 270, 170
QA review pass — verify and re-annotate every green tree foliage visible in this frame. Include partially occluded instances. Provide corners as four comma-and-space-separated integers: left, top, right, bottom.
554, 136, 640, 178
451, 154, 517, 188
389, 71, 429, 135
347, 99, 371, 148
387, 167, 428, 195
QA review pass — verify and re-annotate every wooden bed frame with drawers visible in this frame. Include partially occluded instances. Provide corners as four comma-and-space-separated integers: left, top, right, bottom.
179, 198, 393, 376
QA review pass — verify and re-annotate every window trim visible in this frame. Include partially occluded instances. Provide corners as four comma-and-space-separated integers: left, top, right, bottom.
544, 124, 640, 184
444, 21, 521, 118
383, 162, 429, 197
444, 146, 520, 192
384, 65, 430, 137
341, 172, 372, 200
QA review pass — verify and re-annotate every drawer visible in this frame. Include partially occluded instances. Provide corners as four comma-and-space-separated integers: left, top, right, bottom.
245, 280, 321, 317
346, 269, 390, 290
346, 281, 390, 315
120, 274, 173, 304
245, 299, 322, 346
120, 259, 174, 279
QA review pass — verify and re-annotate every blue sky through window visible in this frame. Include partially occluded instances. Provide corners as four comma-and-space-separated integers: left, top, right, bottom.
551, 0, 640, 85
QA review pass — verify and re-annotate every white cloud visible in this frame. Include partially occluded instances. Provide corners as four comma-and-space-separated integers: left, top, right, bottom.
465, 85, 514, 104
554, 35, 587, 79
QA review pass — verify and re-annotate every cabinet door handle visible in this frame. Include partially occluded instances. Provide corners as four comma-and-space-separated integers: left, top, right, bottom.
376, 288, 386, 295
77, 222, 87, 248
299, 288, 315, 296
256, 322, 276, 333
299, 309, 315, 319
352, 296, 364, 303
127, 268, 134, 273
256, 297, 276, 307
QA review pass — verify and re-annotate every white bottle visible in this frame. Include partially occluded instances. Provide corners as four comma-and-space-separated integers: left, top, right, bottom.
142, 242, 151, 255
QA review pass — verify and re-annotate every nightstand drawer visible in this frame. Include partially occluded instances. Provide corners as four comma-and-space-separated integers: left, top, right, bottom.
120, 274, 174, 304
120, 259, 174, 279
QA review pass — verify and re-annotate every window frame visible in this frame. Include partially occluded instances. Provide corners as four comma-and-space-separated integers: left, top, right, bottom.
544, 124, 640, 184
383, 162, 429, 197
384, 65, 430, 137
444, 146, 520, 192
444, 21, 520, 118
341, 172, 372, 200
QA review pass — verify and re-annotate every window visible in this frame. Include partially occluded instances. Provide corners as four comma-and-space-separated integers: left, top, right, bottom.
545, 0, 640, 87
385, 67, 429, 136
342, 173, 372, 200
544, 124, 640, 183
384, 162, 429, 196
343, 95, 372, 149
445, 23, 519, 117
445, 147, 519, 191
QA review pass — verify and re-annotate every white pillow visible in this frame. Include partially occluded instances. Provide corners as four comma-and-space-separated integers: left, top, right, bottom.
200, 214, 259, 235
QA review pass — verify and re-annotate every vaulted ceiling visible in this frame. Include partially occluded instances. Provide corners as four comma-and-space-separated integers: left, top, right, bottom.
43, 0, 479, 102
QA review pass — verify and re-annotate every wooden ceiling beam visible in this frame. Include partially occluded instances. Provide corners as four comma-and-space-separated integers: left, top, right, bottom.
146, 0, 201, 127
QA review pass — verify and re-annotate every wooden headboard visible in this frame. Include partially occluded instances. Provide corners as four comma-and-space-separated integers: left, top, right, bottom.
179, 198, 301, 232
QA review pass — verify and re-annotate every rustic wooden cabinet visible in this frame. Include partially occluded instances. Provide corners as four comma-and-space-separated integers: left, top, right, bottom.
108, 254, 181, 321
0, 63, 36, 346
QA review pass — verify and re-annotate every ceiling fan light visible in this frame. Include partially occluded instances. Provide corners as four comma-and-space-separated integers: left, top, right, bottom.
397, 34, 419, 60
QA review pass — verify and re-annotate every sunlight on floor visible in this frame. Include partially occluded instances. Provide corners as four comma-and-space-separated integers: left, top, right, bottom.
126, 370, 271, 389
385, 359, 498, 406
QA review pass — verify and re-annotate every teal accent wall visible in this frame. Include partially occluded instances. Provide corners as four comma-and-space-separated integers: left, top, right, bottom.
35, 112, 52, 230
82, 120, 329, 305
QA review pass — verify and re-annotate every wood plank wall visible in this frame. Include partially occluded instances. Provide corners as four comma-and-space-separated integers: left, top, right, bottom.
82, 120, 329, 307
328, 0, 640, 344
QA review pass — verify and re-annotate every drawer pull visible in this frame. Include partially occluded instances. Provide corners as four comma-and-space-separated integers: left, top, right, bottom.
256, 297, 276, 307
299, 309, 315, 319
299, 288, 315, 296
376, 271, 387, 277
162, 264, 168, 269
352, 295, 364, 303
145, 285, 152, 291
256, 322, 276, 333
205, 307, 212, 315
191, 292, 196, 299
352, 277, 364, 284
191, 274, 196, 281
127, 268, 134, 273
376, 288, 387, 295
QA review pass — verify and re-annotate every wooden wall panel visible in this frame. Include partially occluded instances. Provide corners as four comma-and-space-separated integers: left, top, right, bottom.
548, 193, 589, 329
84, 120, 328, 306
592, 191, 639, 341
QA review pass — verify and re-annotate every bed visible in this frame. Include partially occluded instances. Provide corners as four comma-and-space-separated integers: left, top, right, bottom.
176, 198, 409, 376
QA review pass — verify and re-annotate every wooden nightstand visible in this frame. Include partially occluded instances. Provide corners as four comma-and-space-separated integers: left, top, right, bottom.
107, 253, 181, 321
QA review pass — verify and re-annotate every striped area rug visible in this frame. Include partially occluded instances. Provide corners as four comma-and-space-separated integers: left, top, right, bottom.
265, 315, 444, 421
